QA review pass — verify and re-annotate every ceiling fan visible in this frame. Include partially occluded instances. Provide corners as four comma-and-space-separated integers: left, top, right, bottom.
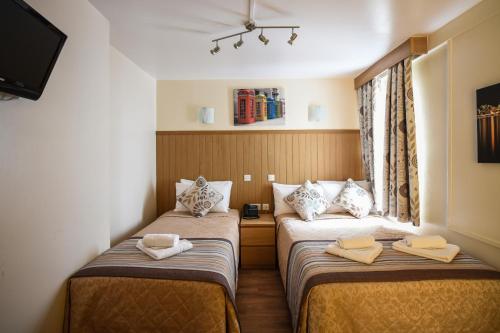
209, 0, 300, 55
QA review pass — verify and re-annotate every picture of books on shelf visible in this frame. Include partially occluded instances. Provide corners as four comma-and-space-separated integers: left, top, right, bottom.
476, 82, 500, 163
233, 88, 285, 126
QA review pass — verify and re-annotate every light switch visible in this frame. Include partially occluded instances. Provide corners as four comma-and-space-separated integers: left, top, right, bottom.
244, 174, 252, 181
251, 203, 262, 210
262, 203, 269, 211
267, 174, 275, 182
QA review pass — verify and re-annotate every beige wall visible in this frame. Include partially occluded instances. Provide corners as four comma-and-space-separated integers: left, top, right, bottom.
0, 2, 159, 331
156, 78, 358, 130
110, 47, 157, 245
413, 0, 500, 268
0, 0, 111, 331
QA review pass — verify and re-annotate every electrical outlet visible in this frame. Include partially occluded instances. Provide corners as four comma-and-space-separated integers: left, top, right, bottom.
244, 174, 252, 181
262, 203, 269, 211
267, 174, 275, 182
251, 203, 261, 210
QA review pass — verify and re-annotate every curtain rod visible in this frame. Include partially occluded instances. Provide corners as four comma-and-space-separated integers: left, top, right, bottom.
354, 36, 428, 89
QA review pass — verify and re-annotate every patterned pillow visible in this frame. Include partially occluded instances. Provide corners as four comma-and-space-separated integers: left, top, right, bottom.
333, 178, 374, 218
284, 180, 330, 221
177, 176, 224, 217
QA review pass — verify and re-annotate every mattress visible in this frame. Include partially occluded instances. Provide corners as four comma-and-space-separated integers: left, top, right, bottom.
276, 213, 500, 333
64, 209, 240, 333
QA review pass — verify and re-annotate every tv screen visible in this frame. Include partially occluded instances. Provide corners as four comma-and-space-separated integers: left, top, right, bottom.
0, 0, 67, 100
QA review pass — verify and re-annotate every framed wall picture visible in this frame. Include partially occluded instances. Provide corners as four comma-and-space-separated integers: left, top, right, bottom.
233, 88, 285, 126
476, 82, 500, 163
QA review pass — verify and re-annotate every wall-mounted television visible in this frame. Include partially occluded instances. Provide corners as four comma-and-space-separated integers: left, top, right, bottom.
0, 0, 67, 100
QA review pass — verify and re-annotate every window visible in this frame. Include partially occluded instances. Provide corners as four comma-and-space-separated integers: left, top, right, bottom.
372, 71, 388, 211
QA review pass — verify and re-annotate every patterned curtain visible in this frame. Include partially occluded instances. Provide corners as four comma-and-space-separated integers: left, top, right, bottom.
356, 81, 375, 187
383, 58, 420, 226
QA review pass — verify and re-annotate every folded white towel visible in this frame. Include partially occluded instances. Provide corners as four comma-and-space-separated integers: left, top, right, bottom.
337, 235, 375, 249
325, 241, 383, 264
404, 235, 447, 249
136, 239, 193, 260
143, 234, 179, 248
392, 240, 460, 263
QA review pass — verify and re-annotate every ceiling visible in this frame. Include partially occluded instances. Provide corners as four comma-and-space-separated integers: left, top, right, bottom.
90, 0, 480, 80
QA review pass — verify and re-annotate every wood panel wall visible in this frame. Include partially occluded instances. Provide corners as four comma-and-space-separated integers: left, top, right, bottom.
156, 130, 363, 216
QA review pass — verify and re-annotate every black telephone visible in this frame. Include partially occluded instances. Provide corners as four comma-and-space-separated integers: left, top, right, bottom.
242, 204, 260, 219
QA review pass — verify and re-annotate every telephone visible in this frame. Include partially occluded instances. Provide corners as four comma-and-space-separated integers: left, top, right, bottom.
242, 204, 259, 219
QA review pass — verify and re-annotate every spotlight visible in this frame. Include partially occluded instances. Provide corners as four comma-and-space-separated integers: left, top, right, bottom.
233, 35, 244, 49
288, 28, 298, 45
210, 42, 220, 55
258, 29, 269, 45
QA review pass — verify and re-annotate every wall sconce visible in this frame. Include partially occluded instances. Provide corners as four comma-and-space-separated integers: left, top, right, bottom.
308, 105, 325, 122
200, 107, 215, 124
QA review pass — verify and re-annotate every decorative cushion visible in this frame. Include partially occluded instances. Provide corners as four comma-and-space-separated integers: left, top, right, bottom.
317, 180, 373, 213
180, 179, 232, 213
333, 179, 374, 218
272, 182, 326, 217
284, 180, 330, 221
177, 176, 224, 217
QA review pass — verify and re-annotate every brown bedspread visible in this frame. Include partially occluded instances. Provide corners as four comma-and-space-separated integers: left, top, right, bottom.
277, 213, 500, 333
64, 210, 240, 333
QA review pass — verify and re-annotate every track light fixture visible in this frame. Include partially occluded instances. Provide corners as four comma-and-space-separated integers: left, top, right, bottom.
209, 22, 299, 55
210, 41, 220, 55
288, 28, 298, 45
258, 28, 269, 45
233, 35, 244, 49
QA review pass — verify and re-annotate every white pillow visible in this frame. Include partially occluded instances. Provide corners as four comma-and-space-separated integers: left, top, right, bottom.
180, 179, 232, 213
272, 182, 325, 217
174, 182, 190, 212
317, 180, 372, 214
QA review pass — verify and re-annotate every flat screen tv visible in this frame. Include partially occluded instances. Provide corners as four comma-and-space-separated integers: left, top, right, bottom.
0, 0, 67, 100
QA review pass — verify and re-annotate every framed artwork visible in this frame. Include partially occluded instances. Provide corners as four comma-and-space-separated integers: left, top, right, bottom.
233, 88, 285, 126
476, 82, 500, 163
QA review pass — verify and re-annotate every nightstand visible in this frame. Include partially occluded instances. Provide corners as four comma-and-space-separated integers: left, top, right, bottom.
240, 213, 276, 269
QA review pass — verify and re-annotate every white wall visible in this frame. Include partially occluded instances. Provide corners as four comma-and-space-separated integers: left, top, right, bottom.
0, 0, 110, 332
156, 78, 358, 130
413, 0, 500, 269
110, 47, 157, 245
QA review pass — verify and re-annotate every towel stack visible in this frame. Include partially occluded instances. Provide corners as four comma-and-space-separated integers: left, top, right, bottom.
392, 235, 459, 263
136, 234, 193, 260
325, 235, 383, 264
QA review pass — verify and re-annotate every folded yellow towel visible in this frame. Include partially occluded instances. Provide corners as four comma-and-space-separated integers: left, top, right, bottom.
392, 240, 460, 263
137, 239, 192, 260
337, 235, 375, 249
404, 235, 447, 249
325, 241, 383, 264
143, 234, 179, 248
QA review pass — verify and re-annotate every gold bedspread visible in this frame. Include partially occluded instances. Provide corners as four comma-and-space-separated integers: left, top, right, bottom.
65, 210, 240, 333
301, 280, 500, 333
276, 213, 500, 333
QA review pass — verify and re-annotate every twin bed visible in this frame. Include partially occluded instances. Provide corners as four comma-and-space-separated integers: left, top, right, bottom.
65, 180, 500, 333
276, 213, 500, 332
64, 210, 240, 333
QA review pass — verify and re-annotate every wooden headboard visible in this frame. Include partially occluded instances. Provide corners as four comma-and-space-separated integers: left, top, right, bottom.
156, 130, 363, 216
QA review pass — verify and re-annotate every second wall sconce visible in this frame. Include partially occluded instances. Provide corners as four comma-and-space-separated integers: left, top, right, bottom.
308, 105, 325, 122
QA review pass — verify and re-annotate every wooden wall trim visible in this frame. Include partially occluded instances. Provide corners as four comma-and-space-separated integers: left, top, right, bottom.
157, 129, 360, 135
156, 130, 363, 217
354, 36, 428, 89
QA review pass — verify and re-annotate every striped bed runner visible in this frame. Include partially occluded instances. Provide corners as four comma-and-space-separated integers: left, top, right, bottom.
286, 239, 500, 331
72, 237, 238, 304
